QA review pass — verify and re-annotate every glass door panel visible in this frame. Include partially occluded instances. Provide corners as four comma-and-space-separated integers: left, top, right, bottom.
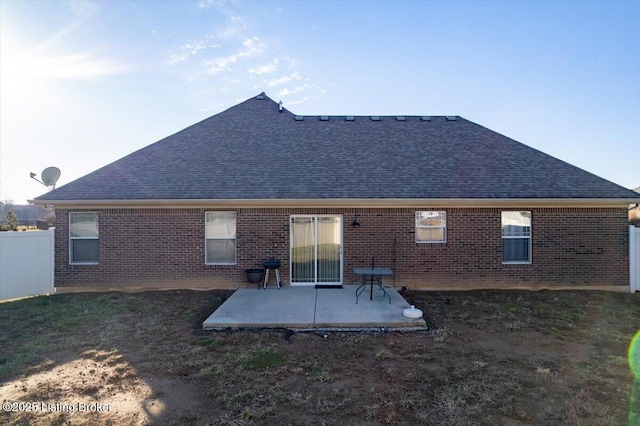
317, 216, 341, 283
290, 215, 342, 286
291, 216, 315, 284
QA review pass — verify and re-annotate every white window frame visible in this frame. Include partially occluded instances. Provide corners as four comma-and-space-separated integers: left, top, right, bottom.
501, 211, 532, 264
415, 211, 447, 243
69, 212, 99, 265
205, 211, 237, 265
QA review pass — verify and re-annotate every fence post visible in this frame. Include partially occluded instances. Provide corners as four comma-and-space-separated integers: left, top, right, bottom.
632, 225, 637, 293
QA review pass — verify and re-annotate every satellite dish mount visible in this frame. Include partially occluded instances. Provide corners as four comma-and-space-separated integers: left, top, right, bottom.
30, 167, 61, 190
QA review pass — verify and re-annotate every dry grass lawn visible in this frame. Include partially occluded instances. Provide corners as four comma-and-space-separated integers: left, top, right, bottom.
0, 289, 638, 425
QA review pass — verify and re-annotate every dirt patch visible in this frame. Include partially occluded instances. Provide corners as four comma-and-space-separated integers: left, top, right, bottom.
0, 289, 637, 425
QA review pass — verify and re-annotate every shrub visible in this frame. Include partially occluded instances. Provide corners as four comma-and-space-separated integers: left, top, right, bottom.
1, 210, 18, 231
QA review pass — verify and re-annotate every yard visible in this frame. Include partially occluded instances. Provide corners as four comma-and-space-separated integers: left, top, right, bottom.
0, 289, 637, 425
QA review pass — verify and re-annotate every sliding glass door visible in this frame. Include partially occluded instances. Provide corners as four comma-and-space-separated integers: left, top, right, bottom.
290, 215, 342, 286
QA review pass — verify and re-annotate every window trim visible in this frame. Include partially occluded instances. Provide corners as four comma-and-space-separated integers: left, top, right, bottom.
205, 211, 237, 265
415, 211, 447, 243
501, 211, 532, 264
69, 212, 99, 265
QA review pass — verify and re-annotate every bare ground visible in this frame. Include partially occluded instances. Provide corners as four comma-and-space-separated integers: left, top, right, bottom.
0, 289, 638, 425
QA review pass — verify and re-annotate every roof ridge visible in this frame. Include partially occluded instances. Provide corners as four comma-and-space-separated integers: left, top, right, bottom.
258, 92, 456, 118
291, 115, 460, 123
291, 114, 457, 117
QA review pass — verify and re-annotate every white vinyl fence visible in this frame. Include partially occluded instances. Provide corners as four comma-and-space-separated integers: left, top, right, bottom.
0, 229, 54, 301
632, 226, 640, 293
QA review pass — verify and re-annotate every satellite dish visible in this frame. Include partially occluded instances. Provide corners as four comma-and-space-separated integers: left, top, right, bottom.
41, 167, 61, 189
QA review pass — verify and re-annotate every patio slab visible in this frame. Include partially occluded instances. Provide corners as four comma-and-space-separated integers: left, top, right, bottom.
202, 285, 427, 330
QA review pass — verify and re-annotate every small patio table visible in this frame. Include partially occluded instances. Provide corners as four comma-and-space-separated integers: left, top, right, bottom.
354, 267, 393, 304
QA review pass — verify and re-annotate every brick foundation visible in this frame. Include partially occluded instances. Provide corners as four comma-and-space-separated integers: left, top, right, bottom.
53, 207, 630, 290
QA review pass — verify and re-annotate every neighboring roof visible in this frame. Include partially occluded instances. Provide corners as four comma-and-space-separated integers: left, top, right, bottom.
35, 93, 639, 204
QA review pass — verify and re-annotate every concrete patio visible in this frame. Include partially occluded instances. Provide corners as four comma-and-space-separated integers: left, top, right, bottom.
202, 285, 427, 330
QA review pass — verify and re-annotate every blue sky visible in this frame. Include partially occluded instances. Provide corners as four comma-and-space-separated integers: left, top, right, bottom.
1, 0, 639, 204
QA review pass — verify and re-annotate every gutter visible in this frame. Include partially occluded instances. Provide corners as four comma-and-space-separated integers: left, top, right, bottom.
29, 198, 640, 209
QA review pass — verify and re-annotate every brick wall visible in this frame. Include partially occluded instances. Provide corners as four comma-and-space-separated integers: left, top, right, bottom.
53, 207, 630, 290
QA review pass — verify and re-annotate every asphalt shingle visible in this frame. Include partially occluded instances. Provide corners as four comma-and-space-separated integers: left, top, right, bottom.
35, 93, 638, 201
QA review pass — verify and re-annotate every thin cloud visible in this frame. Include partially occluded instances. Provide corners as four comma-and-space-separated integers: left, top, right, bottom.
204, 37, 264, 76
205, 55, 238, 75
168, 2, 323, 108
176, 5, 247, 67
197, 0, 238, 13
218, 16, 247, 39
282, 56, 299, 69
167, 36, 220, 64
249, 59, 279, 75
197, 0, 216, 9
266, 72, 300, 87
278, 84, 309, 97
286, 96, 310, 106
165, 14, 245, 65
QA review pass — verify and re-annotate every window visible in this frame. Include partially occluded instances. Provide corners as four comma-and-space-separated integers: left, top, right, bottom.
70, 212, 99, 264
502, 211, 531, 263
416, 211, 446, 243
205, 211, 236, 265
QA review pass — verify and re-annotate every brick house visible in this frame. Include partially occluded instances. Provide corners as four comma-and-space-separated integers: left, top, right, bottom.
630, 187, 640, 225
33, 93, 639, 291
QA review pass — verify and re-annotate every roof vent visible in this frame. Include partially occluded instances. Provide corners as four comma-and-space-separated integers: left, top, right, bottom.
256, 92, 265, 100
396, 116, 406, 121
278, 101, 283, 112
371, 116, 381, 121
320, 116, 329, 121
446, 116, 458, 121
345, 116, 355, 121
421, 116, 431, 121
295, 115, 304, 121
